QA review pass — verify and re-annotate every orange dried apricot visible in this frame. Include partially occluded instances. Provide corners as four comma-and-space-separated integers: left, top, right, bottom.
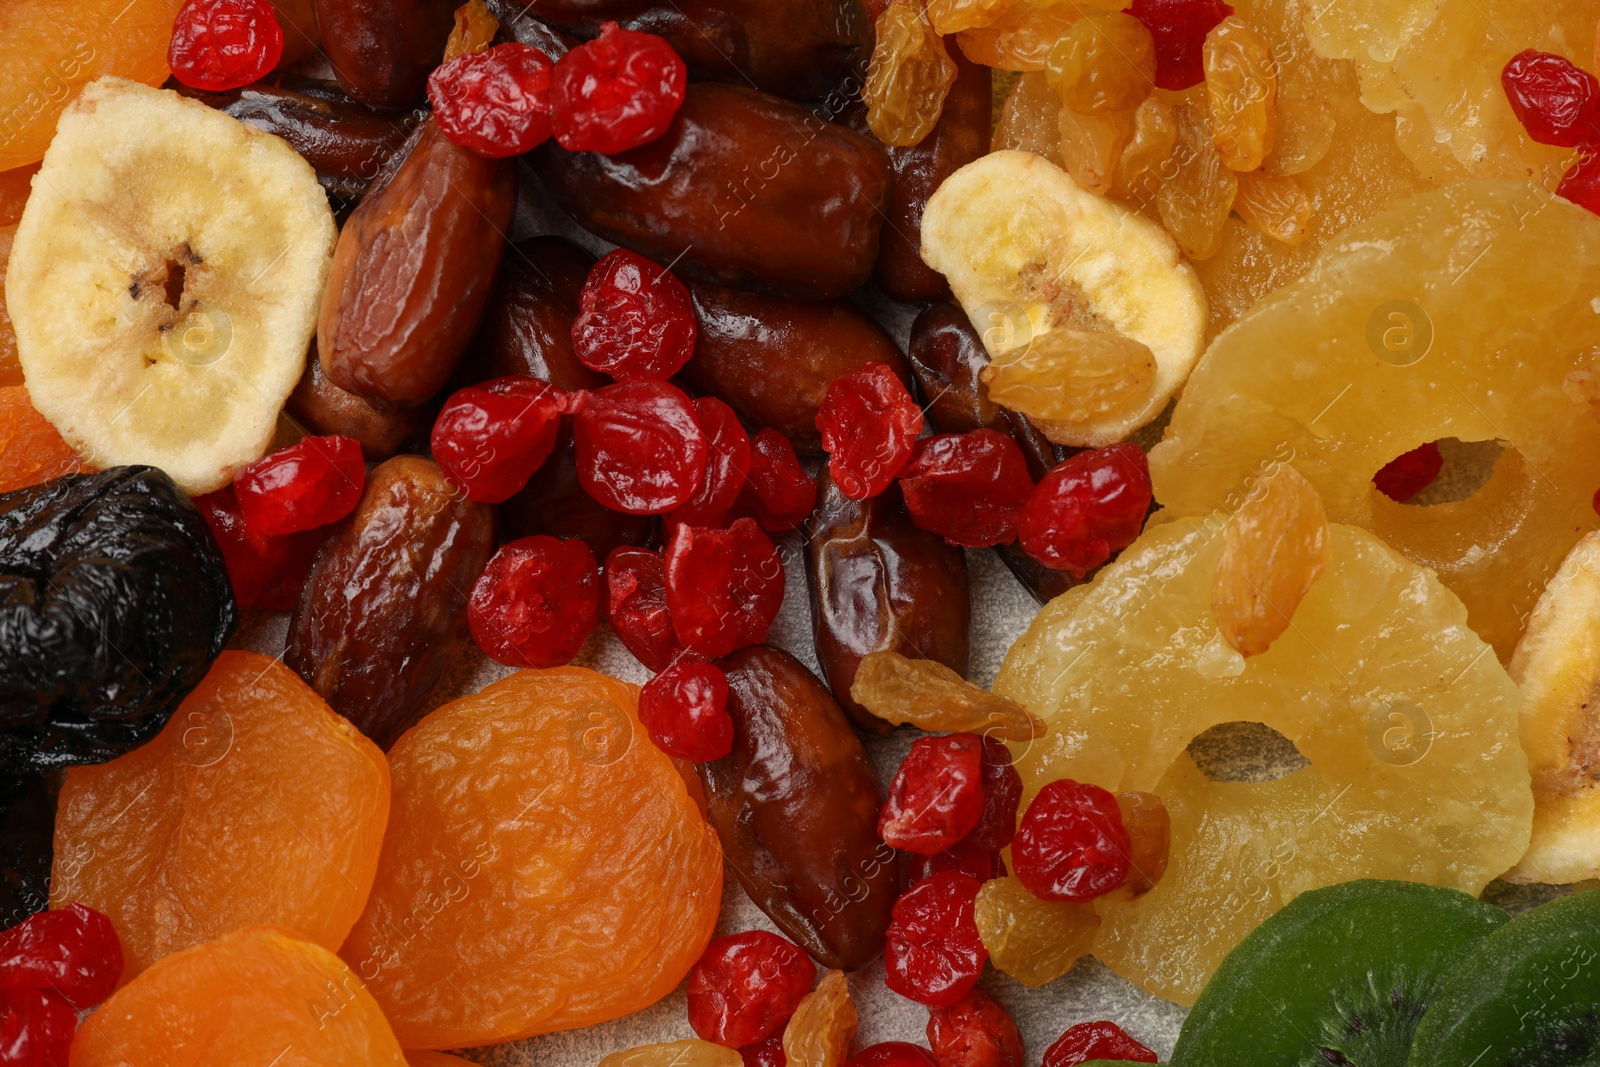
52, 652, 390, 981
407, 1054, 477, 1067
68, 925, 406, 1066
0, 165, 35, 226
340, 667, 723, 1049
0, 385, 88, 490
0, 229, 23, 388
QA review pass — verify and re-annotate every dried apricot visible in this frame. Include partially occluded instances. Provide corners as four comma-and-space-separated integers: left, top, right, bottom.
0, 385, 88, 491
407, 1055, 476, 1067
973, 875, 1099, 987
67, 925, 406, 1065
1211, 464, 1330, 657
0, 225, 19, 387
865, 2, 958, 147
0, 165, 35, 226
340, 667, 722, 1049
849, 651, 1043, 741
51, 652, 390, 981
1202, 16, 1276, 171
783, 970, 857, 1067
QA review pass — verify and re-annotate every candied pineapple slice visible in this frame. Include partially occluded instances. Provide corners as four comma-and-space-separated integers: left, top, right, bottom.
850, 651, 1045, 741
995, 517, 1532, 1004
1211, 464, 1330, 657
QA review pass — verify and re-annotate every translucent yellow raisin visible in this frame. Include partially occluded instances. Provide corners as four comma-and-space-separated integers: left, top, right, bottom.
849, 651, 1045, 741
926, 0, 1013, 35
957, 1, 1083, 71
1203, 16, 1277, 171
865, 1, 958, 147
994, 71, 1064, 165
1231, 170, 1311, 244
1211, 463, 1331, 657
1115, 791, 1170, 899
1045, 10, 1155, 114
783, 971, 856, 1067
981, 328, 1157, 436
974, 876, 1100, 987
1264, 91, 1334, 176
1155, 92, 1237, 260
1115, 95, 1178, 211
600, 1042, 744, 1067
1058, 103, 1134, 195
443, 0, 497, 61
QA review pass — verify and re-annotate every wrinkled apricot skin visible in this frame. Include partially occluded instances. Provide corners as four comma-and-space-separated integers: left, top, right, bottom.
407, 1053, 476, 1067
315, 0, 456, 110
341, 667, 722, 1049
0, 385, 89, 491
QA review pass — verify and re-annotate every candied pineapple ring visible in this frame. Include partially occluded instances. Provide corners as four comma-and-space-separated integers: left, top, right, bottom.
1151, 181, 1600, 659
994, 515, 1533, 1004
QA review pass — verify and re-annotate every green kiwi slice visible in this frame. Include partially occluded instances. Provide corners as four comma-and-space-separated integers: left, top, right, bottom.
1171, 879, 1507, 1066
1408, 889, 1600, 1066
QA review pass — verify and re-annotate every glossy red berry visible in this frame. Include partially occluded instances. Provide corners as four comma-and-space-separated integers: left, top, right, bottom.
846, 1044, 939, 1067
1126, 0, 1234, 90
880, 734, 986, 856
668, 399, 753, 531
639, 657, 734, 761
573, 379, 707, 514
0, 904, 122, 1010
571, 249, 699, 382
194, 485, 322, 610
1501, 50, 1600, 147
1372, 440, 1443, 503
739, 428, 818, 532
907, 840, 1005, 887
603, 547, 685, 672
1041, 1021, 1157, 1067
926, 987, 1025, 1067
551, 21, 687, 154
687, 931, 818, 1048
234, 434, 365, 536
1559, 148, 1600, 215
1018, 444, 1151, 578
899, 430, 1035, 548
0, 988, 76, 1067
432, 376, 565, 503
428, 43, 556, 157
816, 363, 924, 500
168, 0, 284, 91
884, 871, 989, 1007
741, 1035, 789, 1067
962, 737, 1022, 853
664, 518, 785, 657
468, 536, 599, 668
1012, 779, 1131, 903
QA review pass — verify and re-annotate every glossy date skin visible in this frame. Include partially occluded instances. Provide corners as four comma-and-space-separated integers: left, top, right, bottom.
681, 280, 911, 455
454, 236, 604, 392
286, 349, 430, 459
533, 83, 891, 300
700, 645, 895, 970
315, 0, 457, 110
318, 119, 517, 408
806, 469, 970, 734
286, 456, 495, 750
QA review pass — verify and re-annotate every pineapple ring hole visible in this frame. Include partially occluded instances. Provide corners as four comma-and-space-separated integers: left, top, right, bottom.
1367, 440, 1532, 577
1389, 438, 1507, 508
1186, 722, 1309, 783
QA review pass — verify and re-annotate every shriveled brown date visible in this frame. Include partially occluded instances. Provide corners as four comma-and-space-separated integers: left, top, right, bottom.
500, 428, 658, 560
533, 84, 890, 300
681, 280, 911, 455
286, 349, 430, 459
454, 236, 604, 392
315, 0, 457, 110
318, 119, 517, 407
700, 645, 894, 970
806, 469, 970, 735
286, 455, 495, 749
497, 9, 580, 59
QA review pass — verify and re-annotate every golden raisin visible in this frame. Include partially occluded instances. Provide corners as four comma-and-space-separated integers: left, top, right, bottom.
1264, 90, 1334, 176
1057, 103, 1134, 195
1046, 10, 1155, 114
443, 0, 498, 61
783, 970, 857, 1067
865, 1, 958, 147
957, 2, 1082, 71
994, 71, 1064, 165
1211, 463, 1331, 658
981, 328, 1157, 434
925, 0, 1012, 35
1203, 16, 1277, 172
1115, 791, 1171, 899
600, 1041, 744, 1067
973, 876, 1099, 987
1232, 170, 1311, 245
1154, 92, 1237, 259
849, 651, 1045, 741
1115, 96, 1178, 210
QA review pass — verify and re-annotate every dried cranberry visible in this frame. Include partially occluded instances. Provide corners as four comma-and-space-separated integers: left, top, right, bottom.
816, 363, 924, 500
1372, 441, 1443, 503
687, 930, 818, 1048
1041, 1021, 1157, 1067
961, 737, 1022, 853
884, 872, 989, 1007
738, 429, 818, 532
432, 376, 565, 503
1012, 779, 1131, 903
0, 904, 122, 1010
847, 1044, 939, 1067
880, 734, 986, 856
1559, 148, 1600, 215
907, 840, 1005, 887
551, 21, 687, 154
927, 987, 1025, 1067
639, 657, 734, 761
742, 1036, 788, 1067
428, 43, 556, 158
573, 380, 707, 514
168, 0, 284, 91
194, 485, 322, 611
1126, 0, 1233, 90
571, 249, 699, 381
1501, 50, 1600, 147
898, 431, 1035, 548
234, 434, 365, 536
468, 536, 599, 668
0, 988, 75, 1067
603, 547, 685, 671
1018, 444, 1151, 578
664, 518, 785, 657
669, 399, 753, 531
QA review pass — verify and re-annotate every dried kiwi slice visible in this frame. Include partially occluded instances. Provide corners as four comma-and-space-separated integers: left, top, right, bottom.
1172, 880, 1506, 1067
1409, 890, 1600, 1067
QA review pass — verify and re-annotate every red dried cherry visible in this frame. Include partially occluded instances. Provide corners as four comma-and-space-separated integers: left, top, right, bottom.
668, 398, 753, 531
1559, 148, 1600, 215
926, 987, 1025, 1067
899, 430, 1035, 548
742, 1035, 789, 1067
603, 546, 685, 672
962, 737, 1022, 853
234, 434, 365, 536
687, 930, 818, 1048
168, 0, 284, 91
1501, 50, 1600, 148
906, 840, 1005, 887
1017, 444, 1151, 578
0, 988, 75, 1067
1012, 779, 1131, 903
551, 21, 688, 154
428, 43, 556, 158
432, 376, 565, 503
664, 518, 785, 657
468, 535, 599, 668
194, 485, 322, 611
738, 428, 818, 532
1372, 440, 1443, 503
571, 249, 699, 382
0, 904, 122, 1010
573, 380, 707, 514
1041, 1021, 1157, 1067
880, 734, 986, 856
639, 657, 734, 761
816, 363, 924, 500
1126, 0, 1233, 90
884, 871, 989, 1007
846, 1044, 939, 1067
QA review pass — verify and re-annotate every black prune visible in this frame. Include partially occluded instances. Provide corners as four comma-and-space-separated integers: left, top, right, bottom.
0, 775, 53, 928
0, 467, 236, 772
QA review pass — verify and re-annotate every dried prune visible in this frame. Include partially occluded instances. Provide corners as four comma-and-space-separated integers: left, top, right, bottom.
0, 467, 236, 771
316, 0, 457, 110
0, 775, 53, 929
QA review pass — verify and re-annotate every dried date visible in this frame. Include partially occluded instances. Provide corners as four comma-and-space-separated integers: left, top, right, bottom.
499, 426, 658, 561
315, 0, 458, 110
454, 236, 605, 392
287, 349, 430, 459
